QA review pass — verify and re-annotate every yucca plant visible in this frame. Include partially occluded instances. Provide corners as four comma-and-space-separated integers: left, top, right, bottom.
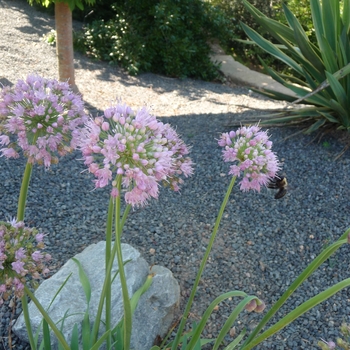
240, 0, 350, 134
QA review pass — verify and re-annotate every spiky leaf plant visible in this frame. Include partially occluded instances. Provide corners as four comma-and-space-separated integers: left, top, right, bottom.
240, 0, 350, 134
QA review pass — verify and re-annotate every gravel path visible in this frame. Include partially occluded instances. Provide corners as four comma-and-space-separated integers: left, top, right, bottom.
1, 1, 350, 350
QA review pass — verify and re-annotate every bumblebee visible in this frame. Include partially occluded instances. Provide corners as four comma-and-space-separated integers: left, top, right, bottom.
267, 175, 288, 199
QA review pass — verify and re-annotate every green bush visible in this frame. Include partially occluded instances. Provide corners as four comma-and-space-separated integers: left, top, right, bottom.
240, 0, 350, 134
80, 0, 231, 79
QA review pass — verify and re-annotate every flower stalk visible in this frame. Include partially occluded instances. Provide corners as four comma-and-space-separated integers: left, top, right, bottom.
171, 175, 237, 349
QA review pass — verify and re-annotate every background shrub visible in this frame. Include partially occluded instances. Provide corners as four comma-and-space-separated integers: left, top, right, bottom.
79, 0, 231, 79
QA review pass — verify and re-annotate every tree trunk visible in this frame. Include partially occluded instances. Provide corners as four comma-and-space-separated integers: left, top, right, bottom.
55, 2, 76, 90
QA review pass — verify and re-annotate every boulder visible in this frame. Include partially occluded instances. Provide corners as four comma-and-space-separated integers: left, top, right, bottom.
13, 242, 180, 349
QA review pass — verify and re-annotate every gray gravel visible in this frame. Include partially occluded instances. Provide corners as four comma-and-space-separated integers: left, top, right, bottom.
1, 1, 350, 350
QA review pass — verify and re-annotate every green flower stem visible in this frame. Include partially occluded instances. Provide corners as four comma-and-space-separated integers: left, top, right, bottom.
105, 196, 114, 350
23, 285, 70, 350
17, 161, 33, 222
120, 204, 131, 232
241, 227, 350, 349
91, 202, 131, 346
91, 239, 119, 344
115, 184, 132, 350
21, 294, 36, 350
171, 175, 237, 350
17, 160, 34, 348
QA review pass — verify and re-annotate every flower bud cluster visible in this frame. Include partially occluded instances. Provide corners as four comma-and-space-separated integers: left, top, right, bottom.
0, 220, 51, 304
244, 298, 266, 313
77, 103, 193, 206
0, 74, 87, 168
218, 125, 279, 192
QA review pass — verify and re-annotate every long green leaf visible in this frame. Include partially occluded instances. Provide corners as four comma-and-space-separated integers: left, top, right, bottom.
322, 0, 340, 52
224, 328, 246, 350
241, 228, 350, 349
70, 324, 79, 350
310, 0, 325, 52
213, 296, 258, 350
284, 5, 324, 73
328, 99, 349, 124
181, 334, 188, 350
325, 70, 348, 109
240, 23, 304, 75
72, 258, 91, 305
319, 36, 339, 74
319, 111, 341, 124
292, 62, 350, 104
43, 319, 52, 350
243, 278, 350, 349
186, 291, 248, 350
82, 312, 91, 350
343, 0, 350, 34
90, 330, 112, 350
304, 118, 326, 134
261, 18, 295, 43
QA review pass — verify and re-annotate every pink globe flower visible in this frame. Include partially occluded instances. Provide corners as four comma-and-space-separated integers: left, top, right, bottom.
0, 74, 88, 168
0, 220, 51, 304
218, 125, 280, 192
77, 102, 193, 206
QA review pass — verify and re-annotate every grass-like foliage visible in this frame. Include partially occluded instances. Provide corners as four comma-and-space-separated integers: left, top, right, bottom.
77, 0, 230, 80
241, 0, 350, 134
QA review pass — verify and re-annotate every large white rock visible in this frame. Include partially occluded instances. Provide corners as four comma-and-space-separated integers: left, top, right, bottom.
13, 242, 180, 349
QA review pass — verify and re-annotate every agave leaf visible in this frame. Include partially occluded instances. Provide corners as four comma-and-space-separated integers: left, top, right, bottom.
241, 0, 296, 47
322, 0, 340, 51
304, 118, 326, 134
283, 4, 324, 73
328, 100, 349, 127
343, 0, 350, 34
279, 73, 311, 86
240, 22, 304, 75
261, 17, 295, 43
249, 87, 298, 102
292, 62, 350, 104
310, 0, 325, 52
319, 36, 339, 74
318, 111, 341, 124
325, 71, 348, 108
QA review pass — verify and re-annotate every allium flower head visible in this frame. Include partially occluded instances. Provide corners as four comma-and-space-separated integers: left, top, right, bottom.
0, 74, 87, 168
0, 220, 51, 305
218, 125, 280, 192
77, 102, 193, 206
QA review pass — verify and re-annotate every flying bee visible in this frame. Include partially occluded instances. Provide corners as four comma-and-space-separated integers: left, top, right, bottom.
267, 175, 288, 199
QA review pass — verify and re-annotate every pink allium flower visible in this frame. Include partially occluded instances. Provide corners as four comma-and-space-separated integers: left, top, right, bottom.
218, 125, 280, 192
0, 220, 51, 304
77, 102, 193, 206
0, 74, 87, 168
